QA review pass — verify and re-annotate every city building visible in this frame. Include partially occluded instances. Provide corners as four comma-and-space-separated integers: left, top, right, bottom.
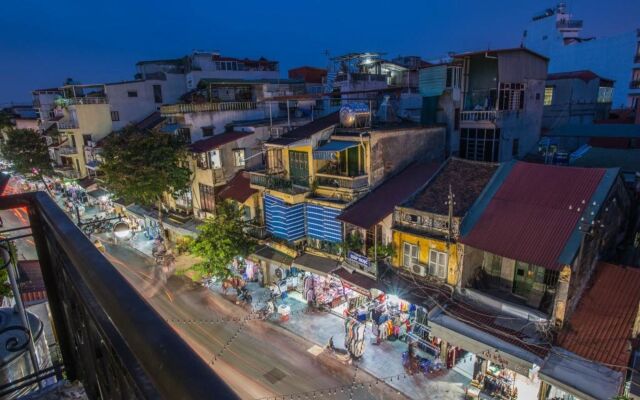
288, 66, 327, 94
420, 48, 549, 161
542, 70, 614, 128
392, 158, 499, 286
523, 3, 640, 108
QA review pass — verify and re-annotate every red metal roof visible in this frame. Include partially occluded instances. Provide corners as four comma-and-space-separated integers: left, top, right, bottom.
461, 162, 606, 270
558, 262, 640, 369
217, 172, 257, 204
547, 70, 612, 83
189, 131, 251, 153
337, 160, 440, 229
288, 66, 327, 84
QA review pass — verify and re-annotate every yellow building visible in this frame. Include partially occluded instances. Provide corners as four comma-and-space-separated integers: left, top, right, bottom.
55, 86, 113, 179
391, 158, 499, 286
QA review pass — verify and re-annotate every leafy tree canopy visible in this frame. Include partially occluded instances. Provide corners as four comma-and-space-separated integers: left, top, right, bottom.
189, 200, 256, 278
0, 129, 53, 177
100, 127, 191, 207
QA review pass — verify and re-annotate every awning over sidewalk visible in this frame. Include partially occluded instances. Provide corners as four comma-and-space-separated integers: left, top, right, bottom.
539, 348, 622, 400
125, 204, 157, 220
292, 253, 339, 277
331, 267, 382, 295
428, 310, 545, 376
249, 245, 293, 269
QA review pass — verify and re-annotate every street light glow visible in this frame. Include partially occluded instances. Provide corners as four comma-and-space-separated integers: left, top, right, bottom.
113, 221, 131, 238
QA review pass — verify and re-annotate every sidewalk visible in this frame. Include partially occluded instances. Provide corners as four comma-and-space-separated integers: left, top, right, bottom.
239, 282, 469, 400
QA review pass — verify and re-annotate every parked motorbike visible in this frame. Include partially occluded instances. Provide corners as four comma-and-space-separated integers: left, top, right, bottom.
236, 287, 253, 305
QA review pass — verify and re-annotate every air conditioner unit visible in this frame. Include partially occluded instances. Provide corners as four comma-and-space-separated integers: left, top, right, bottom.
412, 263, 428, 277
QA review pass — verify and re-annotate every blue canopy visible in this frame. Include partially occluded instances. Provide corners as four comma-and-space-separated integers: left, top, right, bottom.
313, 141, 359, 160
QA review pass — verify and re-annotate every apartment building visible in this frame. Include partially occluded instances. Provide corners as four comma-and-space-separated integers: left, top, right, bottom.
523, 3, 640, 108
542, 70, 614, 129
420, 48, 548, 161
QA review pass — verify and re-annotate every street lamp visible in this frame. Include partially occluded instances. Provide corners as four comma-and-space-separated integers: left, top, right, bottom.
113, 221, 131, 239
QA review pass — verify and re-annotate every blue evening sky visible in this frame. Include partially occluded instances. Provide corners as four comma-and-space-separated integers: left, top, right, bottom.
1, 0, 637, 104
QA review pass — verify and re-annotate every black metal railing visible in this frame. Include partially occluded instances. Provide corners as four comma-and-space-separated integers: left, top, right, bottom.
0, 192, 237, 399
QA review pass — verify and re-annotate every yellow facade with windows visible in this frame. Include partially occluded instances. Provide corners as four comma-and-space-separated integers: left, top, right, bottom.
391, 229, 460, 286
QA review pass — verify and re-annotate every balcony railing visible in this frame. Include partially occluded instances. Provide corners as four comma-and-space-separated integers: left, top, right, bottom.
315, 173, 369, 190
57, 120, 79, 130
58, 147, 78, 156
556, 20, 583, 29
161, 102, 258, 116
460, 110, 497, 122
0, 191, 236, 399
249, 171, 309, 194
245, 224, 269, 240
65, 97, 108, 106
630, 80, 640, 89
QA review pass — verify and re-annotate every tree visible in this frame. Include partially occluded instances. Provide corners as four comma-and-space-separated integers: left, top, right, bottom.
0, 128, 54, 192
100, 127, 191, 242
189, 200, 257, 278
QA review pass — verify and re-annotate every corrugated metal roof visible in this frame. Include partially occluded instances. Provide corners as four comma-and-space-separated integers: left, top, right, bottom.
461, 162, 607, 270
337, 160, 440, 229
267, 112, 339, 146
547, 70, 613, 83
189, 131, 251, 153
217, 172, 257, 204
557, 262, 640, 370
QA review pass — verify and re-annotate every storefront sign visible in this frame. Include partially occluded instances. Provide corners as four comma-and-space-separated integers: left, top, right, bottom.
347, 251, 369, 268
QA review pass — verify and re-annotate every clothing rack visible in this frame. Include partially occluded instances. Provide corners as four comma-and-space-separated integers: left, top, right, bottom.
407, 333, 440, 357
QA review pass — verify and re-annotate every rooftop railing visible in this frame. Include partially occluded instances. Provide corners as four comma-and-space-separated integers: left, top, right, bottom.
65, 97, 108, 106
0, 191, 237, 399
161, 101, 257, 116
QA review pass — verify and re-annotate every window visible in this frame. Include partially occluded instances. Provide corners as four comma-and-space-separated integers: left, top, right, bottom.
242, 205, 251, 221
454, 108, 460, 130
233, 149, 246, 167
198, 183, 215, 212
404, 213, 420, 224
196, 153, 209, 169
428, 249, 447, 279
512, 138, 519, 157
209, 149, 221, 169
176, 128, 191, 143
110, 111, 119, 121
202, 127, 214, 137
498, 83, 525, 110
402, 242, 419, 268
459, 128, 501, 162
544, 86, 554, 106
82, 134, 92, 146
127, 91, 138, 97
597, 86, 614, 103
153, 84, 163, 103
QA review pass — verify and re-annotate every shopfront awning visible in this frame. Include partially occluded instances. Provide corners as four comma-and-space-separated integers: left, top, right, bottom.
331, 267, 383, 295
313, 141, 359, 160
539, 348, 622, 400
249, 245, 293, 269
125, 204, 157, 220
428, 311, 544, 376
292, 253, 339, 277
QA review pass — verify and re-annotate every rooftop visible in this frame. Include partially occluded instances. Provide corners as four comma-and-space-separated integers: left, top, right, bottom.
198, 78, 304, 87
217, 172, 257, 204
461, 161, 615, 270
189, 131, 252, 153
557, 262, 640, 369
267, 112, 339, 146
452, 47, 549, 61
571, 146, 640, 172
337, 160, 440, 229
403, 158, 499, 217
545, 124, 640, 138
547, 70, 614, 84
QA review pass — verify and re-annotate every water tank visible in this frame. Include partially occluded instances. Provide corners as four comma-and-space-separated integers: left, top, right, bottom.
339, 103, 370, 128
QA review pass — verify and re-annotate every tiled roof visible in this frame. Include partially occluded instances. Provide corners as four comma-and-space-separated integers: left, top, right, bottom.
461, 162, 607, 270
557, 262, 640, 369
217, 172, 257, 204
189, 131, 251, 153
403, 158, 499, 217
337, 160, 440, 229
267, 112, 339, 146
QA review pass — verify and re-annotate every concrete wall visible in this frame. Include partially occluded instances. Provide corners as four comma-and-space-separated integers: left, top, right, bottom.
183, 108, 271, 142
369, 125, 446, 186
542, 78, 611, 129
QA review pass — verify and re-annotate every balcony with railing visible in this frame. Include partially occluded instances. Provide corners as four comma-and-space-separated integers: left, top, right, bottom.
65, 97, 108, 106
556, 20, 583, 29
161, 102, 258, 116
58, 147, 78, 156
630, 80, 640, 90
249, 171, 309, 195
0, 190, 235, 399
314, 173, 369, 190
460, 110, 498, 122
57, 120, 79, 130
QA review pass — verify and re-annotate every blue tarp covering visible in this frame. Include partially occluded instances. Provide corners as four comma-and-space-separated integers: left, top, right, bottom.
313, 141, 359, 160
306, 204, 342, 243
264, 194, 305, 241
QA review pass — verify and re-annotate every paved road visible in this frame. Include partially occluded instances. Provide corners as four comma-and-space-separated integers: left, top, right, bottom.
1, 181, 408, 399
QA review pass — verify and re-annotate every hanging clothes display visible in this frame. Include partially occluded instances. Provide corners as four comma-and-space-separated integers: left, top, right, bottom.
344, 318, 366, 358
